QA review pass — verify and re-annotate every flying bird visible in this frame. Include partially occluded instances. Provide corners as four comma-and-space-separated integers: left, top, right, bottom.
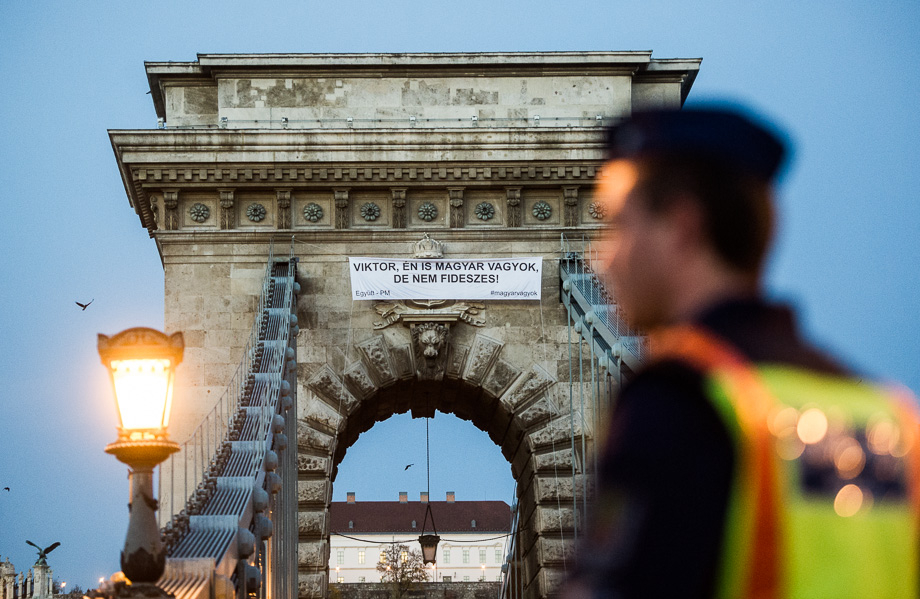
2, 487, 8, 491
404, 464, 414, 470
26, 541, 61, 565
75, 299, 94, 311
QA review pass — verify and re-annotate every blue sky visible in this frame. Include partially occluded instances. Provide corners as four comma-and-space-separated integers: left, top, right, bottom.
1, 0, 918, 590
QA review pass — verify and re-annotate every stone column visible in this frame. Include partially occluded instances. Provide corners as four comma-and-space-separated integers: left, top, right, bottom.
218, 189, 235, 229
276, 188, 292, 230
506, 187, 522, 227
162, 189, 179, 231
563, 186, 579, 227
391, 188, 407, 228
333, 189, 350, 229
448, 187, 465, 228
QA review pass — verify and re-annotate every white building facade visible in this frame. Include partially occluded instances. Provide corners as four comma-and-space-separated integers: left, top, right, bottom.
328, 492, 511, 584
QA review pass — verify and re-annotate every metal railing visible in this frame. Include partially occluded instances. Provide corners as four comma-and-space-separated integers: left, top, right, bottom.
155, 242, 300, 599
559, 234, 644, 367
159, 246, 278, 525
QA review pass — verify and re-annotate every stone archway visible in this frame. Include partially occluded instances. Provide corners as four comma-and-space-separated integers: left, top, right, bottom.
295, 319, 583, 599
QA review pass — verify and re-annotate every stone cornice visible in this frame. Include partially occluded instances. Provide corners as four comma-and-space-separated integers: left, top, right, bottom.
109, 128, 606, 164
128, 162, 604, 187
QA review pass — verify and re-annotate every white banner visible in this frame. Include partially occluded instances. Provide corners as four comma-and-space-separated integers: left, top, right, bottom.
348, 257, 542, 301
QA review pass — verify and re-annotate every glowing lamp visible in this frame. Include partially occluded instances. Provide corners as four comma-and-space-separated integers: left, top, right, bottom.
98, 327, 184, 587
99, 328, 183, 441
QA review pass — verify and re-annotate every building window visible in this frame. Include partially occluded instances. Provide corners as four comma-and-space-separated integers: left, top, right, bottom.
358, 551, 365, 564
411, 520, 416, 529
400, 550, 408, 563
479, 549, 486, 564
495, 549, 501, 562
379, 551, 386, 563
337, 550, 344, 565
358, 577, 365, 583
337, 577, 344, 584
496, 576, 502, 582
471, 519, 477, 528
463, 548, 470, 563
442, 548, 450, 564
443, 576, 452, 583
463, 576, 470, 582
348, 520, 354, 529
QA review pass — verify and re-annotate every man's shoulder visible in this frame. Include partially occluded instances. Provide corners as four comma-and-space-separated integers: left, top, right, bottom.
696, 297, 849, 376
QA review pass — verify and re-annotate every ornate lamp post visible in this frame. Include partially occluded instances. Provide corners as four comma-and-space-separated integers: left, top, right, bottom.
99, 328, 184, 589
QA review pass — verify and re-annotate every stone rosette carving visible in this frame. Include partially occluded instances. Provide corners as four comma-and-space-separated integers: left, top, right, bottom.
532, 201, 552, 221
411, 322, 450, 381
360, 202, 381, 221
246, 203, 267, 222
474, 202, 495, 220
588, 201, 607, 220
189, 202, 210, 223
303, 203, 324, 222
418, 202, 438, 222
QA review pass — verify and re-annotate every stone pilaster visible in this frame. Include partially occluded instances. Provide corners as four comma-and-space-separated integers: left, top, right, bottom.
563, 186, 579, 227
391, 188, 407, 228
276, 188, 292, 229
506, 187, 522, 227
448, 187, 465, 228
218, 188, 235, 229
162, 189, 179, 230
333, 189, 350, 229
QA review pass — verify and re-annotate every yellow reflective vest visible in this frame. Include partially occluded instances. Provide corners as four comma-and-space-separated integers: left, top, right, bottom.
650, 325, 920, 599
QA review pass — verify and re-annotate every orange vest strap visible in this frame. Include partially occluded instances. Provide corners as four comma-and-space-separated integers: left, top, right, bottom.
649, 325, 781, 599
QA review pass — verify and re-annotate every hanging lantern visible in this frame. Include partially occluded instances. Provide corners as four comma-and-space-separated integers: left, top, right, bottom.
418, 501, 440, 564
418, 533, 440, 565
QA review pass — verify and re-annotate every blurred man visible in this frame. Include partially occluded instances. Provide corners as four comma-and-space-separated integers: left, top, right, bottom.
567, 107, 920, 599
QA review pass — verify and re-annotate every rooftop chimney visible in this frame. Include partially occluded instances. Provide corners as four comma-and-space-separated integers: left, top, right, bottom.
347, 492, 356, 504
399, 491, 408, 503
446, 491, 455, 503
420, 492, 429, 503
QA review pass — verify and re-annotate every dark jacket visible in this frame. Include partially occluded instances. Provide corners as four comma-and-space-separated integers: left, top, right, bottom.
573, 298, 846, 599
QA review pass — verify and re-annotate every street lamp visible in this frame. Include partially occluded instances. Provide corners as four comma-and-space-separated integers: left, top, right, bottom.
99, 327, 184, 588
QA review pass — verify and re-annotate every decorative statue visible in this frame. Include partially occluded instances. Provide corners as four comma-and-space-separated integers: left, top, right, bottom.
25, 541, 60, 566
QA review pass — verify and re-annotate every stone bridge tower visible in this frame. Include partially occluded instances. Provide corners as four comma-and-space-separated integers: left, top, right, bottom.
110, 52, 699, 599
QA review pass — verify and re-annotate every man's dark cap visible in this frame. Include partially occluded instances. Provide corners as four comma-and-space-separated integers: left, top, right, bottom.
606, 106, 789, 181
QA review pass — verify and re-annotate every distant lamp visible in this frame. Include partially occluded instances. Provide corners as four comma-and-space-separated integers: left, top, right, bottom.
418, 532, 440, 565
418, 499, 440, 565
99, 328, 183, 587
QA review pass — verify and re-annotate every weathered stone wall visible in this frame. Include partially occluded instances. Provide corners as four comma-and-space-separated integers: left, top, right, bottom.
113, 52, 700, 599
